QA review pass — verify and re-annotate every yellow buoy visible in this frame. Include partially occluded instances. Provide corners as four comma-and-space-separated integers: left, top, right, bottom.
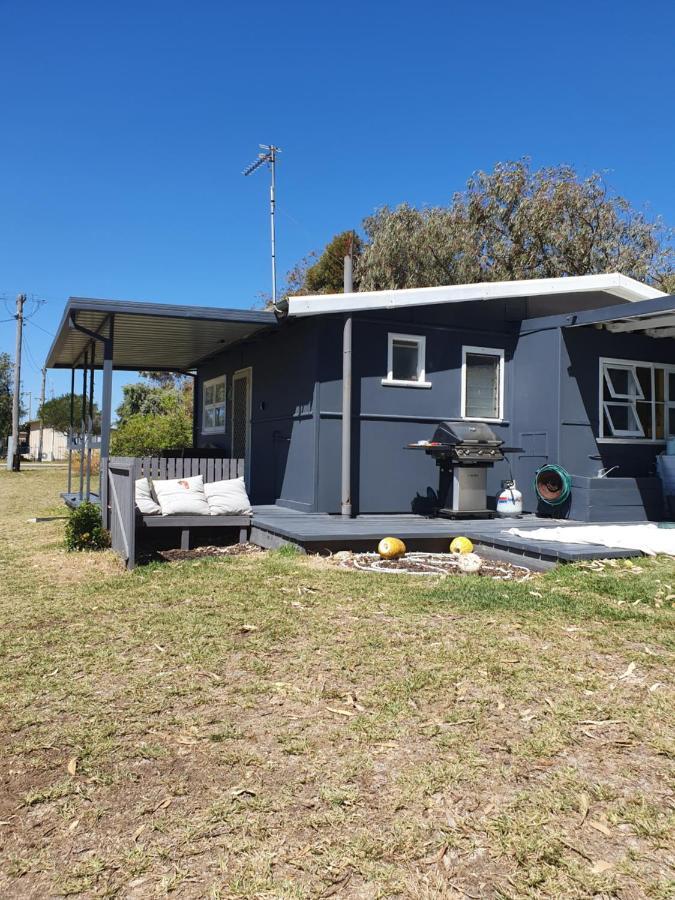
378, 537, 406, 559
450, 536, 474, 554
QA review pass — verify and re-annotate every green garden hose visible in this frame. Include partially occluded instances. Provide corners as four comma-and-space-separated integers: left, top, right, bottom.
535, 464, 572, 506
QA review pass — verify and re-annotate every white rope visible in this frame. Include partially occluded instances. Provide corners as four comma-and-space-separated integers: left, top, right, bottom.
339, 552, 533, 581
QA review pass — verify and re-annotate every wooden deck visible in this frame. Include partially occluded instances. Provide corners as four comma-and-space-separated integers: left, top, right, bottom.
250, 505, 647, 563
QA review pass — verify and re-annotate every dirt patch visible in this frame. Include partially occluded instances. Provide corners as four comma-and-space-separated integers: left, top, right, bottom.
156, 542, 265, 562
337, 551, 536, 581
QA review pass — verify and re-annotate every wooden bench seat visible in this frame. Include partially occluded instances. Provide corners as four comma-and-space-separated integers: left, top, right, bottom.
107, 455, 249, 568
139, 514, 251, 550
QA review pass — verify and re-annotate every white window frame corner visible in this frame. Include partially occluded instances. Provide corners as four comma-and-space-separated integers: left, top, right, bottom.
382, 332, 431, 388
201, 374, 227, 435
460, 345, 505, 422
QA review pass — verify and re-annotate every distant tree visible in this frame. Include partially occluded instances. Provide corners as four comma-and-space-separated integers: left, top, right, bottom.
0, 353, 12, 451
268, 231, 363, 306
138, 371, 188, 389
303, 231, 363, 294
38, 393, 99, 433
358, 160, 674, 290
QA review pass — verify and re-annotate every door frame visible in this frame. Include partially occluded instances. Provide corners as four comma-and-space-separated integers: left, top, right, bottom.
232, 367, 253, 485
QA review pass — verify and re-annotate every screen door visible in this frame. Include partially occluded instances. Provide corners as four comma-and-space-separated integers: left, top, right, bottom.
231, 368, 252, 481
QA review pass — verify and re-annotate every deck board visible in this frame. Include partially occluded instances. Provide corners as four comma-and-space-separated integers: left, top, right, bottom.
250, 506, 646, 562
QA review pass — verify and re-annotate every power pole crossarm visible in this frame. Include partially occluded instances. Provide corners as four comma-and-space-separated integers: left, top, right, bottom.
10, 293, 26, 472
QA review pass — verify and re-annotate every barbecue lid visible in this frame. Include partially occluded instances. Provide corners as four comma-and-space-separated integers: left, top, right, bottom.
431, 421, 501, 445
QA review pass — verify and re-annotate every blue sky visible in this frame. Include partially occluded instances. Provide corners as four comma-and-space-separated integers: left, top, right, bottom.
1, 0, 674, 413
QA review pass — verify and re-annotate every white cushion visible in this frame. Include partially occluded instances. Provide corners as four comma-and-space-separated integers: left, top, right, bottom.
135, 478, 161, 515
204, 477, 253, 515
153, 475, 210, 516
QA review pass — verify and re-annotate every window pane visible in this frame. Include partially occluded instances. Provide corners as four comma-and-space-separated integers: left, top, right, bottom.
465, 354, 500, 418
668, 405, 675, 438
214, 381, 226, 403
214, 404, 225, 427
637, 367, 652, 400
636, 401, 653, 439
655, 368, 665, 403
204, 408, 215, 429
669, 373, 675, 400
392, 341, 419, 381
205, 385, 214, 405
605, 402, 641, 435
655, 402, 665, 440
605, 366, 642, 399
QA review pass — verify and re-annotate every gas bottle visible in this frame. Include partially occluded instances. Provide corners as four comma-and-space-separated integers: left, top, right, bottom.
497, 481, 523, 517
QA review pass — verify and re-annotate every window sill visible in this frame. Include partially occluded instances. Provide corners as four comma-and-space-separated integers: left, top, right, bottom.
460, 416, 505, 424
381, 378, 432, 389
201, 428, 226, 435
597, 438, 667, 445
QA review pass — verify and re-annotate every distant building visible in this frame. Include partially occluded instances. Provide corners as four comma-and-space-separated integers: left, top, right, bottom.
27, 421, 68, 461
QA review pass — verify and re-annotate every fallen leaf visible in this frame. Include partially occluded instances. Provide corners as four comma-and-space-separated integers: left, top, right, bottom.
133, 824, 146, 842
154, 797, 172, 811
326, 706, 356, 717
68, 819, 80, 832
67, 757, 78, 776
649, 682, 663, 692
578, 792, 590, 825
588, 819, 612, 837
231, 787, 257, 799
591, 859, 613, 874
618, 661, 636, 680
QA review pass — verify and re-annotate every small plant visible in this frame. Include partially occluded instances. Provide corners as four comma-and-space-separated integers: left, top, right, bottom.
65, 502, 110, 552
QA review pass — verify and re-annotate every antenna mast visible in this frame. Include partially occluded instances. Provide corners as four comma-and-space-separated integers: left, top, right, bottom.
242, 144, 281, 308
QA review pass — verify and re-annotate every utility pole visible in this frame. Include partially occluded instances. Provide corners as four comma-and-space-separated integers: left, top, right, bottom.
37, 366, 47, 462
11, 293, 26, 472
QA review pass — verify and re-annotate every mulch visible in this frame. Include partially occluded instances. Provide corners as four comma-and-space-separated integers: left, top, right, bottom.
156, 542, 264, 562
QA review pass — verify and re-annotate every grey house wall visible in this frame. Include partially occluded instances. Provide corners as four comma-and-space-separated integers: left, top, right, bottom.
196, 299, 674, 518
511, 321, 674, 515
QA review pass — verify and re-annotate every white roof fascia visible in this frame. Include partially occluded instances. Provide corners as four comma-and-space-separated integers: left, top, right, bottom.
288, 273, 664, 317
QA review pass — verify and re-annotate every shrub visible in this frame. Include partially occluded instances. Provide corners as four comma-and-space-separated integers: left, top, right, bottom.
65, 502, 111, 552
110, 392, 192, 456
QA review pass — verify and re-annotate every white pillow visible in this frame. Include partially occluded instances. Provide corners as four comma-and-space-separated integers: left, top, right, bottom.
153, 475, 210, 516
135, 478, 161, 515
204, 477, 253, 515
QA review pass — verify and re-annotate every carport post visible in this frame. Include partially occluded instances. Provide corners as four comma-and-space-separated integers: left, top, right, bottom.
79, 348, 88, 500
341, 250, 354, 517
67, 367, 75, 493
99, 324, 114, 529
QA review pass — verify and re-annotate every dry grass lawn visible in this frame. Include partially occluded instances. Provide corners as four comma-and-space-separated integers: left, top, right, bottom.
0, 468, 673, 899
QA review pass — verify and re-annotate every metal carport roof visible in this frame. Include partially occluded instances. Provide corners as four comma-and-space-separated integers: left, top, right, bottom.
46, 297, 278, 370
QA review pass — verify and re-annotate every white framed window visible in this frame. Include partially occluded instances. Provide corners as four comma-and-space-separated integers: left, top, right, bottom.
599, 357, 675, 442
202, 375, 226, 434
461, 346, 505, 421
382, 333, 431, 388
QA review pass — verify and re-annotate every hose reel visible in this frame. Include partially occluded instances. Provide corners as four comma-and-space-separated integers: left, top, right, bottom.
535, 464, 572, 507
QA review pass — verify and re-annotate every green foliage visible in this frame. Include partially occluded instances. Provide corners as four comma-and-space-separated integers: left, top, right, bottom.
303, 231, 362, 294
356, 160, 674, 290
38, 394, 100, 433
110, 391, 192, 455
273, 231, 362, 304
64, 502, 110, 552
0, 352, 12, 452
111, 374, 193, 455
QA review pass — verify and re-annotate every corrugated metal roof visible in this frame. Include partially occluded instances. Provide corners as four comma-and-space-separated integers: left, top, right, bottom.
46, 298, 278, 370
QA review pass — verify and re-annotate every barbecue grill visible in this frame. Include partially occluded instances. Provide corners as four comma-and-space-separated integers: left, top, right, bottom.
407, 421, 505, 519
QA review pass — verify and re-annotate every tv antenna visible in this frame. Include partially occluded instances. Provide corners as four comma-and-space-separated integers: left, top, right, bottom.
242, 144, 281, 309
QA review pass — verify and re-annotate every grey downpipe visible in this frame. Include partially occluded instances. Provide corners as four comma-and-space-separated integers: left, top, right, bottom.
341, 252, 353, 517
